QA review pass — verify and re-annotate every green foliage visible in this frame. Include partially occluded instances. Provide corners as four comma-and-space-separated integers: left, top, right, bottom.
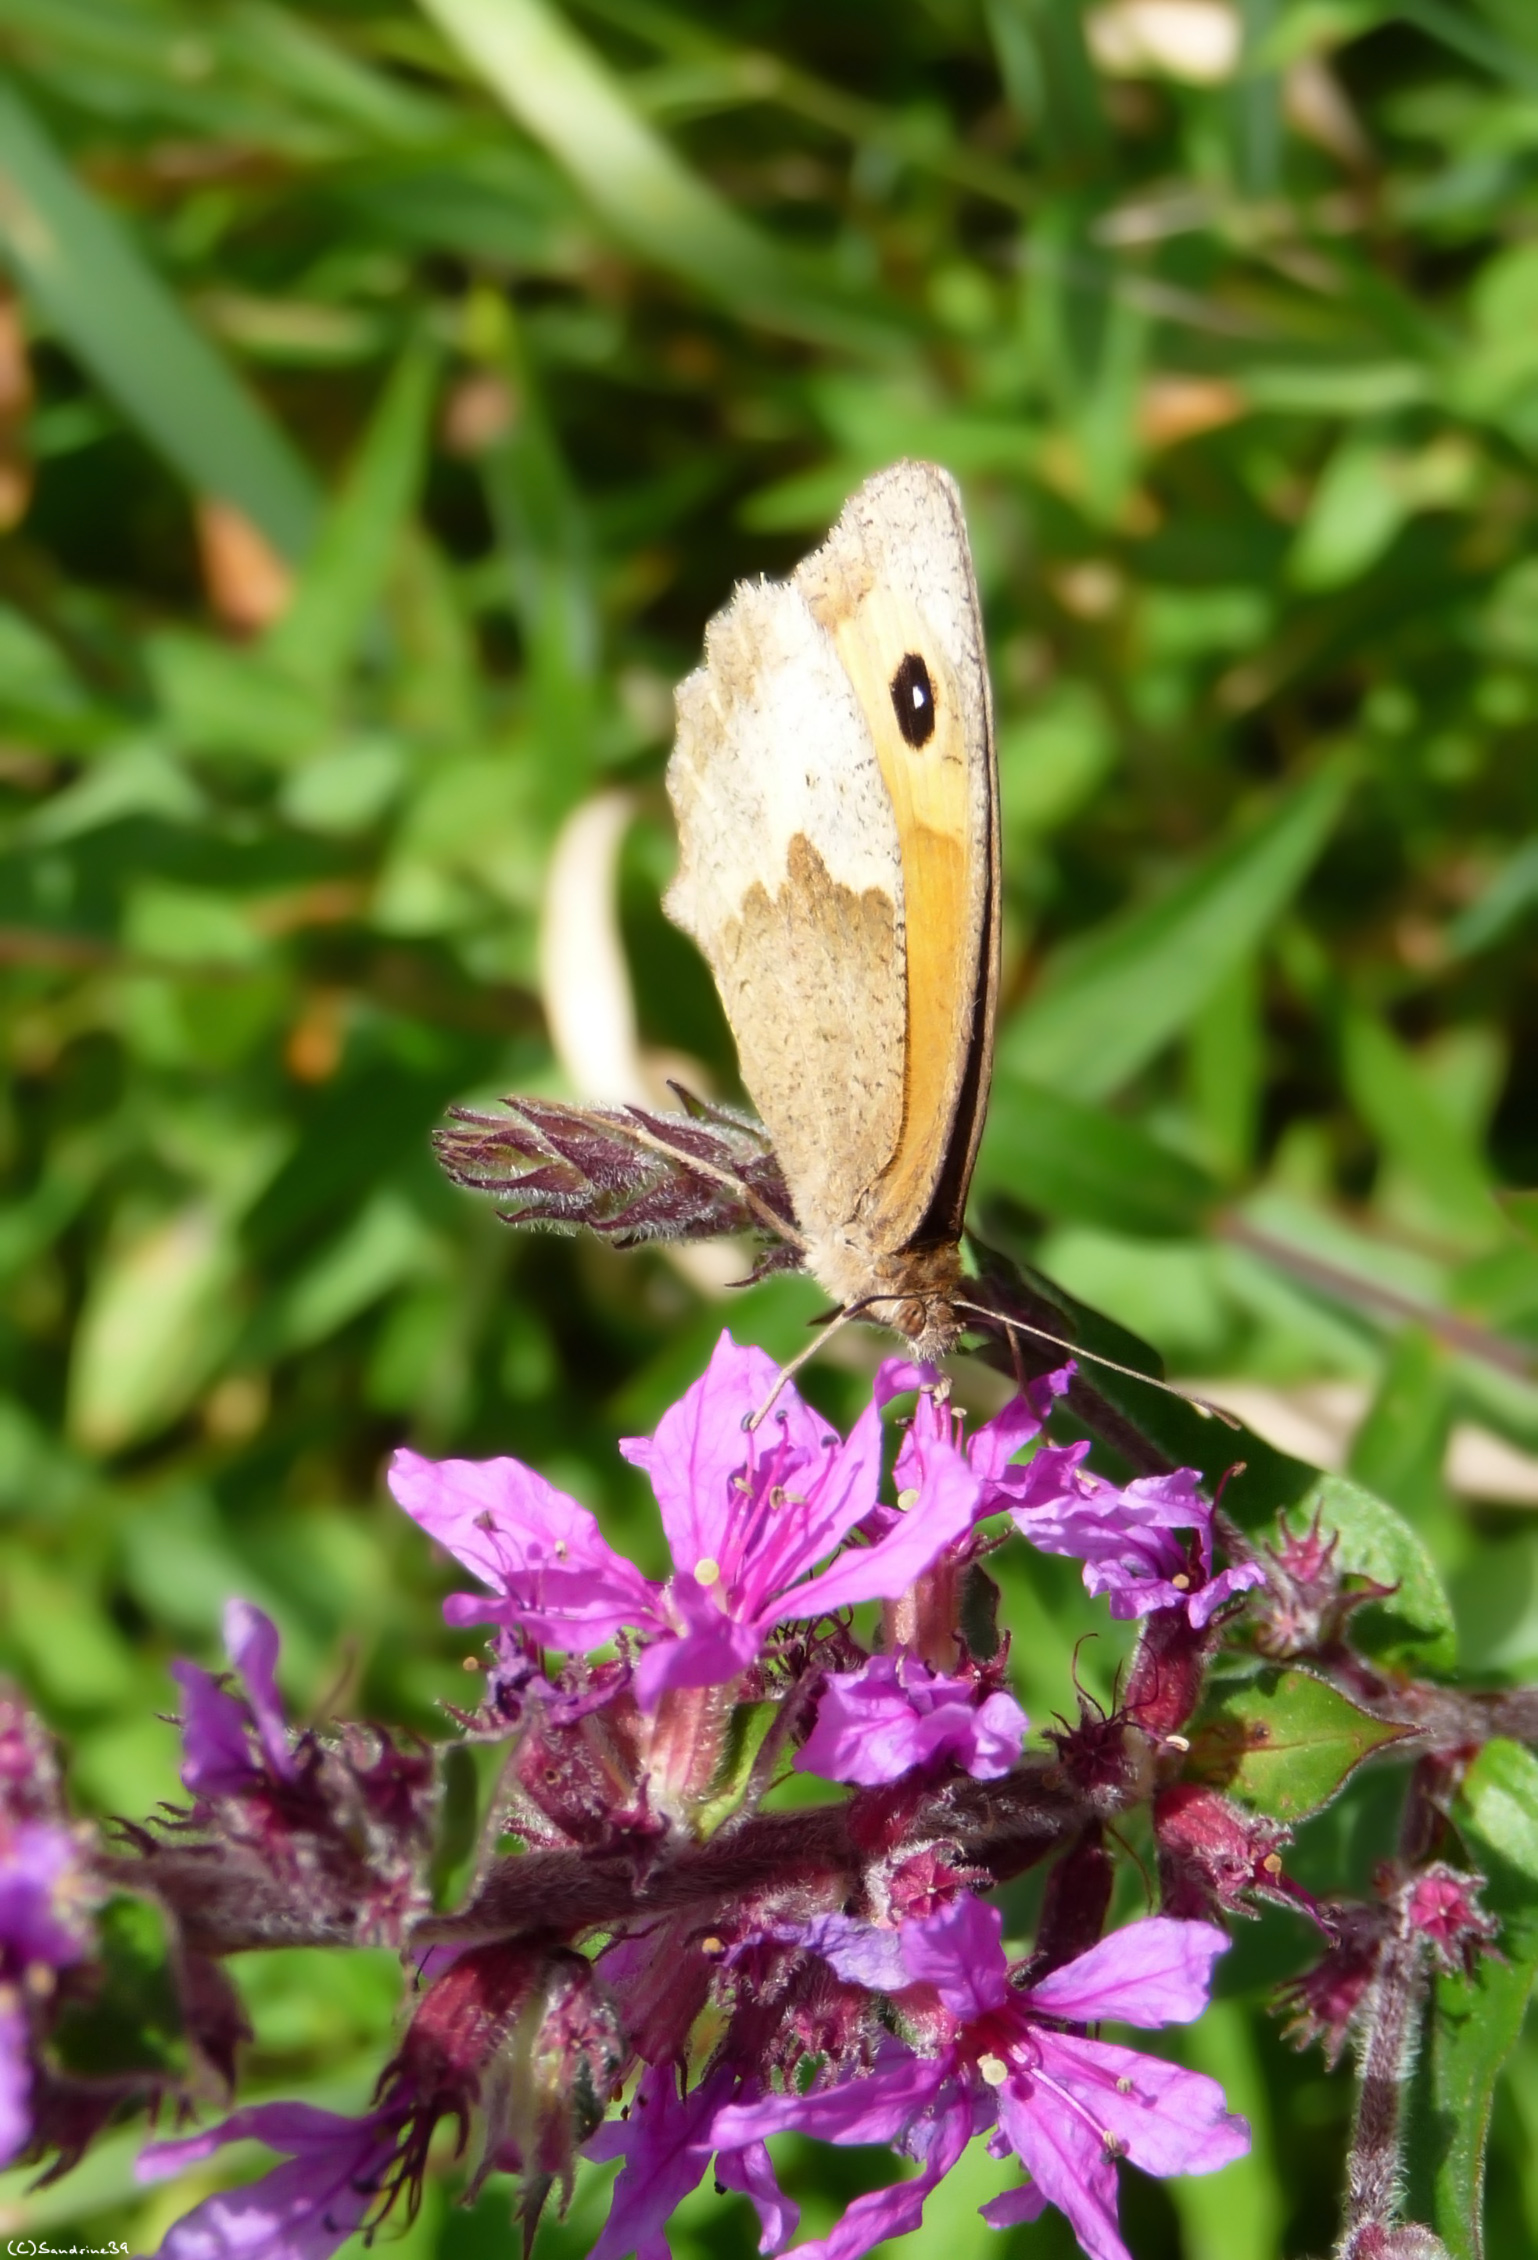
1294, 1469, 1459, 1670
1192, 1664, 1411, 1821
1409, 1740, 1538, 2260
0, 0, 1535, 2253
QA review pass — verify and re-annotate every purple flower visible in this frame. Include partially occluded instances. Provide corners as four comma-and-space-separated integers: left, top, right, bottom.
138, 2101, 403, 2260
141, 1937, 619, 2258
0, 2003, 27, 2173
140, 1604, 437, 1956
796, 1654, 1027, 1786
713, 1898, 1248, 2260
0, 1812, 95, 2167
871, 1357, 1069, 1539
173, 1599, 298, 1796
587, 2063, 797, 2260
1001, 1458, 1263, 1627
390, 1333, 980, 1708
0, 1819, 93, 1981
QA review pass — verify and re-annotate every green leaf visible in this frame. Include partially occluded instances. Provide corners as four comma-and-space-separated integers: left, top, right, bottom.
1341, 1011, 1505, 1247
269, 1190, 442, 1354
0, 603, 100, 742
266, 342, 437, 696
1346, 1326, 1458, 1543
473, 298, 599, 795
1407, 1741, 1538, 2260
1187, 953, 1264, 1180
694, 1699, 780, 1836
1288, 1470, 1458, 1671
419, 0, 901, 353
1001, 758, 1353, 1101
1288, 436, 1413, 590
67, 1206, 242, 1454
1191, 1666, 1411, 1820
997, 679, 1117, 842
147, 633, 330, 764
969, 1212, 1318, 1530
974, 1077, 1218, 1238
0, 83, 315, 557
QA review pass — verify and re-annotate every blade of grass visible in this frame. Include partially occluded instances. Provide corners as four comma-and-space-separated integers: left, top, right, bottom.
417, 0, 903, 353
266, 341, 437, 694
1002, 755, 1354, 1101
0, 82, 315, 557
1341, 1010, 1506, 1248
573, 0, 1036, 215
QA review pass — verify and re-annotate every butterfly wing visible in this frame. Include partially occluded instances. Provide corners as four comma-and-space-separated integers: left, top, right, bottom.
665, 460, 997, 1301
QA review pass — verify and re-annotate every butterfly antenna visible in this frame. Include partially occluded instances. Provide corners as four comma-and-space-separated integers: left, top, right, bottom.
744, 1305, 861, 1432
950, 1298, 1241, 1429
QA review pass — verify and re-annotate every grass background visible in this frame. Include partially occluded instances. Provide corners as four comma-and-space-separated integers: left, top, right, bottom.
0, 0, 1537, 2251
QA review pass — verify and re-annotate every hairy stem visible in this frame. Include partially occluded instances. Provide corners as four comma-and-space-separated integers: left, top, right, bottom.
1335, 1905, 1428, 2259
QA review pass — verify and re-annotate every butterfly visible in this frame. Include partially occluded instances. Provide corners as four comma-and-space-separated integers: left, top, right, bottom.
436, 467, 1228, 1421
664, 460, 999, 1361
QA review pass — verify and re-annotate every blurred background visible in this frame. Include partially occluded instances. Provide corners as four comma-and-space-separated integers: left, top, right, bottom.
0, 0, 1536, 2252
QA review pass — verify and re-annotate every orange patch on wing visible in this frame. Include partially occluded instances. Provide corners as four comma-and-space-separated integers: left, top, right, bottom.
823, 581, 979, 1242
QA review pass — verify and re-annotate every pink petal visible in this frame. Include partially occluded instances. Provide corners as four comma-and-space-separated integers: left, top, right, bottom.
795, 1657, 1026, 1787
995, 2079, 1130, 2260
137, 2101, 382, 2181
620, 1333, 828, 1570
900, 1893, 1010, 2020
873, 1357, 940, 1405
171, 1661, 256, 1796
389, 1447, 656, 1648
977, 2179, 1048, 2229
713, 2045, 950, 2153
222, 1601, 294, 1781
1034, 2031, 1251, 2178
1188, 1562, 1267, 1628
0, 2006, 29, 2169
717, 2139, 799, 2256
737, 1398, 886, 1613
140, 2104, 399, 2260
1022, 1917, 1229, 2028
779, 2092, 974, 2260
1082, 1563, 1188, 1621
967, 1375, 1065, 1486
782, 1432, 978, 1625
792, 1912, 910, 1991
630, 1597, 761, 1708
1121, 1468, 1210, 1528
589, 2065, 726, 2260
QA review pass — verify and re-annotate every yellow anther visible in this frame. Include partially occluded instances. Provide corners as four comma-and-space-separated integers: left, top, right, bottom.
695, 1557, 721, 1588
976, 2053, 1009, 2088
896, 1487, 920, 1512
1171, 1573, 1191, 1591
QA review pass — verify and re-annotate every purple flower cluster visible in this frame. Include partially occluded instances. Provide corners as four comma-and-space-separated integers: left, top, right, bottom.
0, 1697, 96, 2171
136, 1332, 1269, 2260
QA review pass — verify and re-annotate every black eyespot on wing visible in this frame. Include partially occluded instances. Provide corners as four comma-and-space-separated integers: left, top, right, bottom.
890, 652, 936, 748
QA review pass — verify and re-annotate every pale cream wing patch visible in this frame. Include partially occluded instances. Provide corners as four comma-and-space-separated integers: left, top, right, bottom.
665, 569, 907, 1243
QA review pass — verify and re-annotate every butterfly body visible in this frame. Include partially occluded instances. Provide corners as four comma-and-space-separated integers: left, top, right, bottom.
665, 461, 999, 1359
